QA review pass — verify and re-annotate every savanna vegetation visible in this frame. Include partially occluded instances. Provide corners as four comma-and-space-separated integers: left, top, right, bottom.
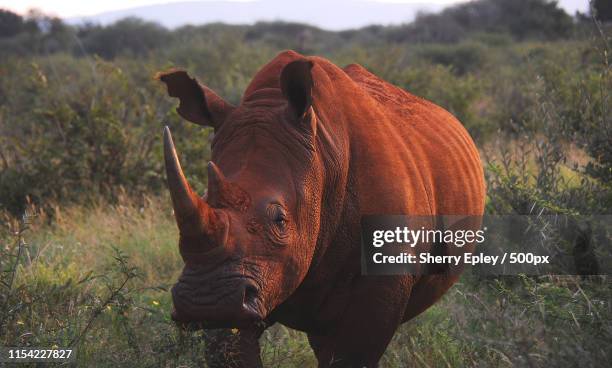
1, 0, 610, 366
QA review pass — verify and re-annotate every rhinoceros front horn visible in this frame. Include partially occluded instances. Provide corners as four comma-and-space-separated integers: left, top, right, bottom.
163, 126, 211, 234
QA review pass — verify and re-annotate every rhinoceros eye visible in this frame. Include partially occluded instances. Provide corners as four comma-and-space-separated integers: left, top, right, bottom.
275, 213, 287, 226
268, 205, 287, 225
266, 204, 289, 240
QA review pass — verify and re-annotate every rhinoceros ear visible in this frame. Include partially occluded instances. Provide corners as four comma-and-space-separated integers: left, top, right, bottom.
280, 60, 314, 120
157, 69, 234, 129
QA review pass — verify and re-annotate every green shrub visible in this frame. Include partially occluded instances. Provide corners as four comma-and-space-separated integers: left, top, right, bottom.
0, 55, 215, 214
416, 42, 489, 75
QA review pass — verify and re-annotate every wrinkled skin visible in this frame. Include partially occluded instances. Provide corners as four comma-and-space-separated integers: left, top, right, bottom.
158, 50, 486, 367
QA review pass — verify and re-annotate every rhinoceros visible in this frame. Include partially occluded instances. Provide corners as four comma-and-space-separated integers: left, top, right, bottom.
158, 50, 485, 367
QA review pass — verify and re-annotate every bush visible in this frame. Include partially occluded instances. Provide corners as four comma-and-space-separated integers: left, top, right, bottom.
486, 35, 611, 216
0, 56, 209, 214
394, 64, 490, 139
416, 41, 489, 74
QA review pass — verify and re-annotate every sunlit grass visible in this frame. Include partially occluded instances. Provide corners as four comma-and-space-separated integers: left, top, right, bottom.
1, 196, 609, 367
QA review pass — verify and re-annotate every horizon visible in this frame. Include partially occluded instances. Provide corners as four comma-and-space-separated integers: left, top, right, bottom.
0, 0, 591, 31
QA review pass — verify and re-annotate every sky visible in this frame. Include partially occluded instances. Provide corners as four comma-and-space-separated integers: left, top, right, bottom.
1, 0, 589, 18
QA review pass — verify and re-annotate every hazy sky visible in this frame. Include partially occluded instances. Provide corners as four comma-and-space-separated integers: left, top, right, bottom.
1, 0, 589, 18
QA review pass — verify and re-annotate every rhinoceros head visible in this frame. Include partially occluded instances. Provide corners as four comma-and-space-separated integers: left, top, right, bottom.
158, 58, 326, 328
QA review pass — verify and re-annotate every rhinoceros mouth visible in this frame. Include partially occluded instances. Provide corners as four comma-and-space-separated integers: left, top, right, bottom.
171, 273, 265, 328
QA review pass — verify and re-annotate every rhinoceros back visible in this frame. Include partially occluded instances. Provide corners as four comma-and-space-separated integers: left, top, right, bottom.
344, 63, 485, 217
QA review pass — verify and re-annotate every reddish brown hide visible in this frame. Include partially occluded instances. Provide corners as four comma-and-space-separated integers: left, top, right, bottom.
158, 50, 485, 368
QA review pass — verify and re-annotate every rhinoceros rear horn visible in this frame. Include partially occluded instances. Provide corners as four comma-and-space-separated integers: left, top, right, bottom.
163, 126, 211, 233
207, 161, 227, 202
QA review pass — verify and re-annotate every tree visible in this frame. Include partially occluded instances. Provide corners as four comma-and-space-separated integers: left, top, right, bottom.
386, 0, 574, 43
0, 9, 24, 38
592, 0, 612, 22
80, 17, 169, 58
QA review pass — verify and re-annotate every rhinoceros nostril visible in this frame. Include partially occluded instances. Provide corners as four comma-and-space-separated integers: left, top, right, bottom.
243, 284, 258, 307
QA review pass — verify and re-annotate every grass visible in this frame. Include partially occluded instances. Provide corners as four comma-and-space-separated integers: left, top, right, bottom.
385, 275, 611, 368
1, 195, 610, 367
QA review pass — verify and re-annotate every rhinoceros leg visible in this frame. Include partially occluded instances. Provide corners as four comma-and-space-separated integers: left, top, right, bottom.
203, 328, 263, 368
308, 333, 384, 368
307, 276, 414, 368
